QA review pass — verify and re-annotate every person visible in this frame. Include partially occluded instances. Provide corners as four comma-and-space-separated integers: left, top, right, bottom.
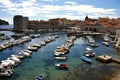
104, 54, 106, 58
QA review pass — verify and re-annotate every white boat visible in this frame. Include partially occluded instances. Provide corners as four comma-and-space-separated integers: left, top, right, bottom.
28, 46, 38, 51
32, 44, 41, 48
20, 51, 31, 56
85, 47, 95, 57
86, 47, 92, 51
8, 56, 21, 63
54, 51, 66, 55
54, 56, 67, 60
89, 43, 99, 47
1, 59, 16, 66
11, 54, 25, 59
44, 38, 51, 43
22, 50, 32, 54
40, 41, 46, 46
102, 42, 109, 46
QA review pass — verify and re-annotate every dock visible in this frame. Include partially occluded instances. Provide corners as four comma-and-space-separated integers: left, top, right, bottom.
112, 58, 120, 64
86, 36, 95, 43
96, 55, 120, 64
96, 55, 112, 63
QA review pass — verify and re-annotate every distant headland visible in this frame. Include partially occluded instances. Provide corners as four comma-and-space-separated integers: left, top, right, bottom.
0, 19, 9, 25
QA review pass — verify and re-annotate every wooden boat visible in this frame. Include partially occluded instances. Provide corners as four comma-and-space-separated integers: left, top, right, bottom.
55, 64, 68, 69
81, 56, 92, 63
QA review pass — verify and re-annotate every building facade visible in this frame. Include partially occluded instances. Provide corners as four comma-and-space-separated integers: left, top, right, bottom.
13, 15, 120, 34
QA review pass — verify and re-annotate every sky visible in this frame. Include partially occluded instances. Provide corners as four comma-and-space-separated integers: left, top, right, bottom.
0, 0, 120, 24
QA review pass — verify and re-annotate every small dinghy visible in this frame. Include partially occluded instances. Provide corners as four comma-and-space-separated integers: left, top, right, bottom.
36, 74, 45, 80
81, 56, 92, 64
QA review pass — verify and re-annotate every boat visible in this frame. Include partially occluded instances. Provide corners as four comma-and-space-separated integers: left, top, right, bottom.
0, 65, 13, 76
8, 56, 21, 63
84, 50, 95, 57
28, 46, 38, 51
55, 64, 68, 69
22, 50, 32, 54
81, 56, 92, 63
32, 44, 41, 48
54, 56, 67, 60
36, 74, 45, 80
1, 59, 16, 66
88, 43, 99, 47
54, 51, 66, 56
54, 53, 67, 57
40, 41, 46, 46
11, 54, 25, 59
85, 47, 92, 51
102, 41, 109, 46
85, 47, 95, 57
19, 51, 31, 57
0, 69, 13, 76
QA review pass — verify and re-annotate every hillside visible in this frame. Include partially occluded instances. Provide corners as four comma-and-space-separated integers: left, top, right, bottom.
0, 19, 9, 25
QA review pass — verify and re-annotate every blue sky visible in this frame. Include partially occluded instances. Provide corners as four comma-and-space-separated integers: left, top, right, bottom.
0, 0, 120, 24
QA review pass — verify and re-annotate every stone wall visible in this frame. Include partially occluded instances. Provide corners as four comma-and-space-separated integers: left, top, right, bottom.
81, 23, 105, 33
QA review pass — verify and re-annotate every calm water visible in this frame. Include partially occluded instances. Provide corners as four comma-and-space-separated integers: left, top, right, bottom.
0, 25, 120, 80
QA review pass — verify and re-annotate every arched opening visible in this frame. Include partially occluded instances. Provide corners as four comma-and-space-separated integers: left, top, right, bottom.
93, 28, 97, 32
86, 28, 88, 31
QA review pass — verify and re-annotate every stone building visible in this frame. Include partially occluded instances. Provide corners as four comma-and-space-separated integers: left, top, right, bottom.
81, 16, 120, 35
81, 22, 105, 33
13, 15, 28, 32
81, 16, 105, 33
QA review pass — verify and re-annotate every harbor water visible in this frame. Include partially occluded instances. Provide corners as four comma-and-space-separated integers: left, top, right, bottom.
0, 25, 120, 80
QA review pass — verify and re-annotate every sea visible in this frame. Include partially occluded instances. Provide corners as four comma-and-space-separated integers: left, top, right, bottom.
0, 25, 120, 80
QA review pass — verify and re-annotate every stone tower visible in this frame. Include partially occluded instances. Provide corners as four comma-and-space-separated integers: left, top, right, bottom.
13, 15, 28, 32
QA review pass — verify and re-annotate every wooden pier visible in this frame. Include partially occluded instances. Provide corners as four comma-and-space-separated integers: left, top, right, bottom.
96, 55, 120, 64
